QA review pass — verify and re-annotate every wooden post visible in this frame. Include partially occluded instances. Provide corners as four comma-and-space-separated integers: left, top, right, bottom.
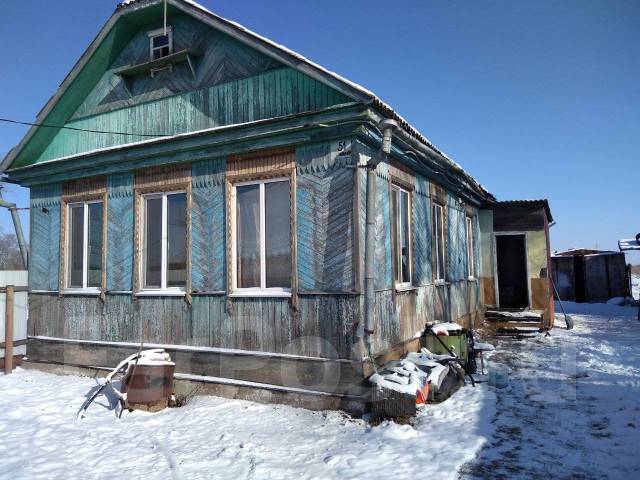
4, 285, 13, 374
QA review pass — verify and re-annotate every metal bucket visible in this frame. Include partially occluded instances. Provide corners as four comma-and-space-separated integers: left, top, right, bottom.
122, 362, 175, 412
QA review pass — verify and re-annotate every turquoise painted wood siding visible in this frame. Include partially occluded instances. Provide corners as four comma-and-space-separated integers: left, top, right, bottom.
375, 165, 393, 289
30, 184, 61, 291
37, 68, 350, 163
413, 176, 432, 285
106, 173, 135, 291
191, 158, 226, 292
353, 141, 392, 290
72, 13, 282, 120
447, 195, 468, 281
296, 142, 355, 291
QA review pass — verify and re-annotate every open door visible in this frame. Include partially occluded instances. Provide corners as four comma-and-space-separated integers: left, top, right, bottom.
496, 234, 529, 308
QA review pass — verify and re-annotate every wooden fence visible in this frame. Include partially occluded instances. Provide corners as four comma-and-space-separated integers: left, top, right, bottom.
1, 271, 28, 373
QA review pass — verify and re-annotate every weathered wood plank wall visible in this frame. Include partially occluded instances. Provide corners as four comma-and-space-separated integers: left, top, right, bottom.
29, 185, 62, 291
29, 293, 359, 359
38, 67, 350, 163
191, 158, 226, 292
352, 138, 483, 352
296, 142, 356, 292
106, 173, 135, 291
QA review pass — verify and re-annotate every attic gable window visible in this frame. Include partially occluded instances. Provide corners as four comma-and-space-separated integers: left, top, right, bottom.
148, 27, 173, 60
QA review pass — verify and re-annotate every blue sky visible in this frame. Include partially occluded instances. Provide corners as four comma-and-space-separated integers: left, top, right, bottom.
1, 0, 638, 262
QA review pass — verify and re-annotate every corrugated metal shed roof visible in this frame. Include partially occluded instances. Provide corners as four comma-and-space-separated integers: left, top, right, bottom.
493, 199, 553, 222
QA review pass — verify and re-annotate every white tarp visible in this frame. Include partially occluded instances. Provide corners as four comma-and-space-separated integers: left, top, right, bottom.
619, 238, 640, 251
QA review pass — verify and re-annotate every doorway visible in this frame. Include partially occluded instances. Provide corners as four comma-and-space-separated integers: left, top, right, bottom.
496, 234, 529, 308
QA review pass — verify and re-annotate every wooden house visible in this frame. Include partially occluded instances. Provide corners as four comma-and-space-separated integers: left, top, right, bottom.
0, 0, 553, 411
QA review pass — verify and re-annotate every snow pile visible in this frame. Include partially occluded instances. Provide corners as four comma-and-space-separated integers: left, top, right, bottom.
632, 274, 639, 300
406, 352, 450, 391
431, 322, 464, 335
605, 296, 637, 306
369, 359, 427, 395
0, 368, 495, 480
134, 349, 174, 366
473, 342, 495, 353
414, 346, 457, 362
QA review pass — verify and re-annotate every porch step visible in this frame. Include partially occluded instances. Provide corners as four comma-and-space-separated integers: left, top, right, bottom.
485, 309, 542, 323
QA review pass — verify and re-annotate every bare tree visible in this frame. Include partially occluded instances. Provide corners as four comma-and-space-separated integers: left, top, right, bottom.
0, 227, 25, 270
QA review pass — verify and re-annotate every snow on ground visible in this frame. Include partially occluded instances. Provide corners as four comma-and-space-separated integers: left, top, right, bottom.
632, 274, 639, 300
0, 368, 494, 479
2, 301, 640, 479
460, 301, 640, 479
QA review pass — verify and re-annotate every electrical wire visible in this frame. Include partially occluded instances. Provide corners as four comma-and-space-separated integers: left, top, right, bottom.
0, 117, 172, 137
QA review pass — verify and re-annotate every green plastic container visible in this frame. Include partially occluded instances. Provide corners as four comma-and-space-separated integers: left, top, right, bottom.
426, 332, 469, 364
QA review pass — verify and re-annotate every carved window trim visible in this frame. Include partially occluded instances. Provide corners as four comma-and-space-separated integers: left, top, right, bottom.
59, 177, 107, 295
225, 148, 297, 301
466, 215, 477, 280
391, 183, 413, 290
433, 202, 447, 283
133, 164, 192, 298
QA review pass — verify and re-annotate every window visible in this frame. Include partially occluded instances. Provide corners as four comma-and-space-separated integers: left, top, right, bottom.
466, 216, 477, 279
66, 201, 103, 291
433, 203, 446, 281
232, 178, 291, 295
141, 191, 187, 291
391, 185, 411, 287
148, 27, 173, 60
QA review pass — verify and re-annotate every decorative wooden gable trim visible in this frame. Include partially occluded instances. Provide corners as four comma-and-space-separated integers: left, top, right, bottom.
225, 148, 298, 308
59, 177, 108, 295
133, 164, 193, 300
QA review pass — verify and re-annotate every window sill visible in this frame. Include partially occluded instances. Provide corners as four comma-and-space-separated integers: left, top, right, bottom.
467, 277, 478, 282
434, 280, 449, 286
135, 290, 186, 297
395, 285, 417, 293
229, 290, 292, 298
61, 289, 101, 296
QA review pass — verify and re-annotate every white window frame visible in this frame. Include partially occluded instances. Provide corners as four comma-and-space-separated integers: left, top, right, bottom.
231, 177, 292, 297
466, 215, 477, 280
64, 200, 103, 294
433, 203, 446, 283
139, 190, 186, 295
391, 184, 412, 289
148, 26, 173, 60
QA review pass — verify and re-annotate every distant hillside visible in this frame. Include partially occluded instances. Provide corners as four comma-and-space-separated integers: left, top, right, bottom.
631, 265, 640, 276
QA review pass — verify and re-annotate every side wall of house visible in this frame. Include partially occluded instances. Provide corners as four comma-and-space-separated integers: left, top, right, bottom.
28, 139, 360, 360
354, 140, 482, 355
